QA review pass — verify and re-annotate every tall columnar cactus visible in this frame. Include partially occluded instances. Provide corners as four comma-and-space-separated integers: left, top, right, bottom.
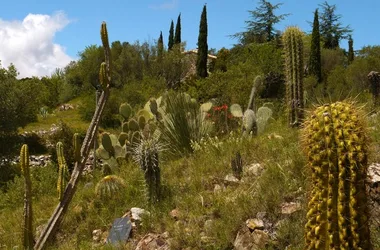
367, 71, 380, 106
56, 142, 68, 201
73, 133, 81, 162
302, 101, 371, 250
283, 26, 304, 127
20, 144, 34, 249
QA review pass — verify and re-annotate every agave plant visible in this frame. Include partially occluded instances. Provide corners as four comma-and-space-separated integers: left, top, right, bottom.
158, 92, 213, 157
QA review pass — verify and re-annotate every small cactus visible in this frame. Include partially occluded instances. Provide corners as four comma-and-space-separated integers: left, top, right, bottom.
20, 144, 34, 249
302, 101, 371, 249
95, 175, 126, 199
132, 135, 164, 202
231, 151, 243, 180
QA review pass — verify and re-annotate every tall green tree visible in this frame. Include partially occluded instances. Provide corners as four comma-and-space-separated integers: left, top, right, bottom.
233, 0, 289, 44
158, 31, 164, 60
197, 5, 208, 78
319, 1, 352, 49
309, 9, 322, 83
168, 20, 174, 50
174, 14, 181, 45
348, 35, 354, 64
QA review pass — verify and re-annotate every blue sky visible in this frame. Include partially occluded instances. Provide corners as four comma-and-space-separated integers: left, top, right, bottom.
0, 0, 379, 77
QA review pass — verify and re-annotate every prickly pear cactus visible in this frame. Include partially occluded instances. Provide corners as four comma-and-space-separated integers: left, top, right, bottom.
56, 142, 68, 201
20, 144, 34, 250
302, 101, 371, 250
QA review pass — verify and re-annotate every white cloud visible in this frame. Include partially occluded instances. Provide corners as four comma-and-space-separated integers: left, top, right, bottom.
0, 11, 72, 78
149, 0, 178, 10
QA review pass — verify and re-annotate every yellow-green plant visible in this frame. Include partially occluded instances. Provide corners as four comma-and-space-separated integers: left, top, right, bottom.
283, 26, 304, 127
20, 144, 34, 249
95, 175, 126, 199
56, 142, 68, 201
302, 101, 371, 249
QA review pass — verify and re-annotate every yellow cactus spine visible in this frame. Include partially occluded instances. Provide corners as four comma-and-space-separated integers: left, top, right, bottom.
20, 144, 34, 249
56, 142, 68, 201
302, 101, 371, 250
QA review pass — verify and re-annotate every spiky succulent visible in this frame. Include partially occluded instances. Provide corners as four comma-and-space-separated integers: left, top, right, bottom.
95, 175, 126, 199
132, 133, 165, 202
302, 101, 371, 249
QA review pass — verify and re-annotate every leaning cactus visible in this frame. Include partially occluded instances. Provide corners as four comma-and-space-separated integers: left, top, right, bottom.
56, 142, 68, 201
283, 26, 304, 127
20, 144, 34, 250
302, 101, 371, 249
247, 75, 262, 111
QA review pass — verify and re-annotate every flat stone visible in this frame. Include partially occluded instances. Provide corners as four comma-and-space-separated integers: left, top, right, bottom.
281, 202, 302, 215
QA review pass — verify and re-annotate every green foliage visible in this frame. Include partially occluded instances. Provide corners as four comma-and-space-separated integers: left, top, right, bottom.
168, 20, 174, 50
309, 9, 322, 83
302, 101, 371, 249
319, 1, 352, 49
196, 4, 208, 78
233, 0, 289, 44
158, 92, 213, 157
348, 35, 354, 64
157, 31, 164, 60
174, 14, 181, 45
283, 26, 304, 126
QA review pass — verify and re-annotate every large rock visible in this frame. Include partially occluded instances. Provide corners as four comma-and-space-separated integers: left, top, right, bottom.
233, 226, 270, 250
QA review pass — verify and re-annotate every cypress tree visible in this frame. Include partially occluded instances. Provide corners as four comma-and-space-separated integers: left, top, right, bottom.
348, 35, 354, 64
309, 9, 322, 83
196, 4, 208, 78
168, 20, 174, 50
174, 14, 181, 45
158, 31, 164, 60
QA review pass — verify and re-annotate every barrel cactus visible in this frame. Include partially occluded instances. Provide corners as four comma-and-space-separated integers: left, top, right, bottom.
302, 101, 371, 249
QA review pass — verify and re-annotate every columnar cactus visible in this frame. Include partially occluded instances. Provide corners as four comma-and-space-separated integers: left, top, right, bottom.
302, 101, 371, 249
283, 26, 304, 127
367, 71, 380, 106
56, 142, 68, 201
73, 133, 81, 162
20, 144, 34, 249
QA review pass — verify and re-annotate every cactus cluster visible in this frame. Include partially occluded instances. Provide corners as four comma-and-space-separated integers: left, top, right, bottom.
283, 26, 304, 127
20, 144, 34, 250
302, 101, 371, 249
230, 76, 272, 136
